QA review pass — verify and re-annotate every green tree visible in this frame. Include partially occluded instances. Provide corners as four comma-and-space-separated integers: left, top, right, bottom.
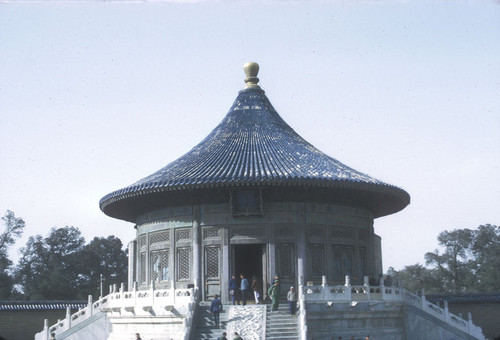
469, 224, 500, 291
76, 236, 128, 297
14, 227, 129, 300
388, 264, 442, 294
392, 224, 499, 294
15, 226, 85, 299
424, 228, 475, 293
0, 210, 25, 299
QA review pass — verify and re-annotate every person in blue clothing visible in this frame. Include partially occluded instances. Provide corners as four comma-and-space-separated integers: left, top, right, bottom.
209, 294, 223, 327
228, 273, 239, 305
240, 273, 250, 305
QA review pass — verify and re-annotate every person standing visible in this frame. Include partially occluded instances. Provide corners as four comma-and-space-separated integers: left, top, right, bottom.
135, 333, 142, 340
268, 280, 280, 311
228, 274, 239, 305
209, 294, 223, 327
233, 332, 243, 340
240, 273, 250, 305
251, 276, 260, 304
218, 332, 228, 340
287, 286, 297, 315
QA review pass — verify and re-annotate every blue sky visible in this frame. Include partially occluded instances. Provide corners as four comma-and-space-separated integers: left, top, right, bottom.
1, 0, 499, 271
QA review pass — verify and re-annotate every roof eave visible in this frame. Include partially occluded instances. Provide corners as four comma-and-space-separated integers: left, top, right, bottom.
100, 180, 410, 223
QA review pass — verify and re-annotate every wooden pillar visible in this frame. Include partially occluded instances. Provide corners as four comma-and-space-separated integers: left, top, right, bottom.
297, 203, 306, 282
192, 205, 201, 293
127, 240, 135, 292
222, 226, 230, 304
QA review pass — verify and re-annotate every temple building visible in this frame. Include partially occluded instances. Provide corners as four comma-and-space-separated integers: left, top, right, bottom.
33, 63, 486, 340
99, 62, 410, 302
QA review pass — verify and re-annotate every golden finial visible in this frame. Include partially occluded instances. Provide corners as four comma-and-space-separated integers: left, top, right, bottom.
243, 62, 260, 89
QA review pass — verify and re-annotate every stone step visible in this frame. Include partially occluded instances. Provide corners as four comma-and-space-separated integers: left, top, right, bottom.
265, 304, 300, 340
189, 305, 229, 340
267, 330, 299, 334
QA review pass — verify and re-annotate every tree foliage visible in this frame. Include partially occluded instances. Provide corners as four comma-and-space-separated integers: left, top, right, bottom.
0, 210, 26, 299
390, 224, 499, 293
75, 236, 128, 298
15, 226, 85, 299
14, 227, 128, 300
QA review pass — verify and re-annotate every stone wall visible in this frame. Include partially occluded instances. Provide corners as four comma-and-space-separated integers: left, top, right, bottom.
305, 301, 481, 340
404, 305, 478, 340
0, 309, 66, 340
446, 303, 500, 340
306, 301, 406, 340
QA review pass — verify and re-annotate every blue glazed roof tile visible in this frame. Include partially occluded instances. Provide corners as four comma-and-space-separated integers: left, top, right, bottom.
0, 301, 86, 311
100, 82, 410, 221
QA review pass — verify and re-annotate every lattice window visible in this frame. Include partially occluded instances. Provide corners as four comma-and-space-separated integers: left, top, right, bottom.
203, 228, 220, 239
278, 244, 295, 278
308, 245, 324, 278
177, 247, 191, 281
177, 229, 191, 241
277, 227, 295, 239
332, 245, 354, 281
139, 235, 147, 248
205, 246, 220, 278
150, 231, 169, 245
140, 252, 147, 284
151, 249, 169, 282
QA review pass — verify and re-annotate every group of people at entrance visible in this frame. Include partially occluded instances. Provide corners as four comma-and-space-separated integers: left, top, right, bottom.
228, 273, 261, 305
227, 273, 297, 315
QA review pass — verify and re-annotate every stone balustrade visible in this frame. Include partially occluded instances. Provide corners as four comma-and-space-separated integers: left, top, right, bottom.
299, 275, 485, 340
35, 281, 198, 340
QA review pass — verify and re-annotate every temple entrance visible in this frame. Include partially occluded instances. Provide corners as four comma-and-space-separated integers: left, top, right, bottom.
231, 244, 265, 287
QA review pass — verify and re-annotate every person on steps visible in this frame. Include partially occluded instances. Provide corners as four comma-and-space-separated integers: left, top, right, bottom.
268, 280, 280, 311
209, 294, 223, 327
287, 286, 297, 315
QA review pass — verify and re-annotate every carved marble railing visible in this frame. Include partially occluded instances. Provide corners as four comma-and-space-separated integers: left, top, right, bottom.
299, 275, 485, 340
35, 281, 198, 340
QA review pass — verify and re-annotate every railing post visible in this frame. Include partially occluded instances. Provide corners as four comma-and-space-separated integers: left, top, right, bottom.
170, 280, 176, 305
88, 295, 93, 316
65, 306, 71, 330
345, 274, 352, 301
150, 280, 155, 306
321, 275, 328, 300
43, 319, 49, 340
363, 276, 370, 300
443, 300, 449, 322
467, 312, 473, 333
421, 288, 426, 310
133, 281, 138, 306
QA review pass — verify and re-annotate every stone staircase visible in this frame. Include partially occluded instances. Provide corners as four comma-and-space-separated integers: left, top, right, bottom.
265, 303, 300, 340
189, 304, 229, 340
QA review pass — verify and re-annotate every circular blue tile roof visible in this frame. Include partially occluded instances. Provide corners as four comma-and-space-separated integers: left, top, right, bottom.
100, 73, 409, 222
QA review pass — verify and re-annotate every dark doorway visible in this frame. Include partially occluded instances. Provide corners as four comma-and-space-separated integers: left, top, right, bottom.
232, 244, 264, 280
